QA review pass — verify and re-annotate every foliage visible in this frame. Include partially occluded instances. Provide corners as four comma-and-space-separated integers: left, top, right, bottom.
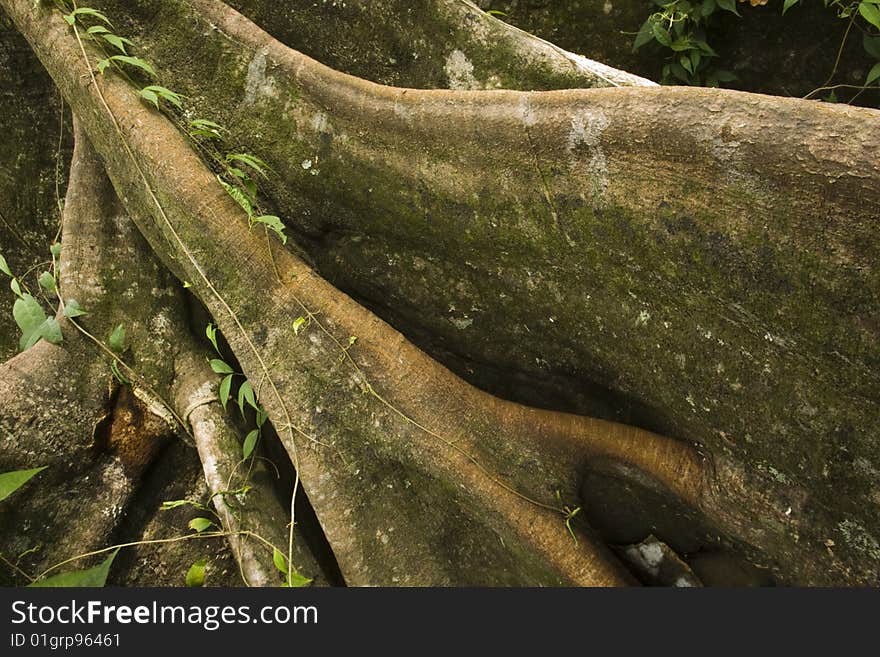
28, 550, 118, 587
0, 467, 47, 502
633, 0, 880, 93
632, 0, 738, 86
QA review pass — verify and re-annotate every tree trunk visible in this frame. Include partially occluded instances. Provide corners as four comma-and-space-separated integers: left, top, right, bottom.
0, 0, 877, 586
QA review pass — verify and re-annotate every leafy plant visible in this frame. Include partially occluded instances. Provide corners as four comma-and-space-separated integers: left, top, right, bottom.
185, 559, 207, 587
633, 0, 737, 86
28, 549, 118, 588
0, 467, 47, 502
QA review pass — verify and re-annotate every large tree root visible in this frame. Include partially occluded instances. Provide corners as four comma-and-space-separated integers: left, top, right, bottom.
0, 117, 324, 586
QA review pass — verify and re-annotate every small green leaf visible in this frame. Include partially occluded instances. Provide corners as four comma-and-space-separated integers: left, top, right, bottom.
86, 25, 110, 35
108, 324, 126, 353
237, 380, 257, 417
866, 61, 880, 84
633, 17, 655, 51
64, 299, 88, 318
161, 499, 196, 510
242, 429, 259, 459
0, 466, 47, 502
651, 23, 672, 47
210, 358, 234, 374
485, 9, 507, 17
217, 176, 254, 217
284, 571, 313, 588
139, 88, 159, 109
109, 55, 156, 77
50, 243, 61, 258
292, 316, 306, 335
219, 374, 233, 410
29, 549, 118, 588
255, 407, 268, 427
225, 153, 270, 177
205, 323, 218, 352
38, 271, 56, 292
97, 58, 112, 74
273, 547, 288, 574
782, 0, 800, 14
717, 0, 740, 15
10, 278, 22, 298
860, 2, 880, 30
13, 294, 53, 351
185, 559, 207, 587
252, 215, 287, 244
0, 253, 11, 277
40, 318, 62, 345
347, 336, 358, 348
71, 7, 112, 27
863, 33, 880, 59
141, 85, 183, 109
188, 517, 214, 533
101, 33, 134, 54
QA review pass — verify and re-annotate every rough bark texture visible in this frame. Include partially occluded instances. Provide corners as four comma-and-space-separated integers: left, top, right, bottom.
0, 0, 877, 586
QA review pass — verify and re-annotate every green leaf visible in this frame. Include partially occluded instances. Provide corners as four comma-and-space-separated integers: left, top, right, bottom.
38, 271, 56, 292
64, 299, 88, 318
10, 278, 22, 298
273, 547, 288, 574
50, 243, 62, 258
485, 9, 507, 17
13, 294, 57, 351
225, 153, 270, 177
242, 429, 259, 459
292, 316, 306, 335
237, 380, 257, 417
217, 176, 254, 217
701, 0, 717, 17
863, 33, 880, 59
633, 17, 655, 51
284, 571, 313, 588
40, 318, 62, 346
108, 324, 126, 353
219, 374, 233, 410
141, 85, 183, 109
86, 25, 110, 35
185, 559, 207, 587
206, 323, 219, 352
96, 58, 112, 75
29, 549, 118, 588
210, 358, 234, 374
867, 61, 880, 84
70, 7, 112, 27
109, 55, 156, 77
252, 215, 287, 244
190, 119, 226, 140
139, 88, 159, 109
0, 466, 47, 502
717, 0, 740, 15
860, 1, 880, 30
161, 499, 200, 510
0, 253, 11, 277
651, 23, 672, 47
188, 517, 214, 533
190, 119, 225, 131
782, 0, 800, 14
101, 33, 134, 54
255, 407, 268, 427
